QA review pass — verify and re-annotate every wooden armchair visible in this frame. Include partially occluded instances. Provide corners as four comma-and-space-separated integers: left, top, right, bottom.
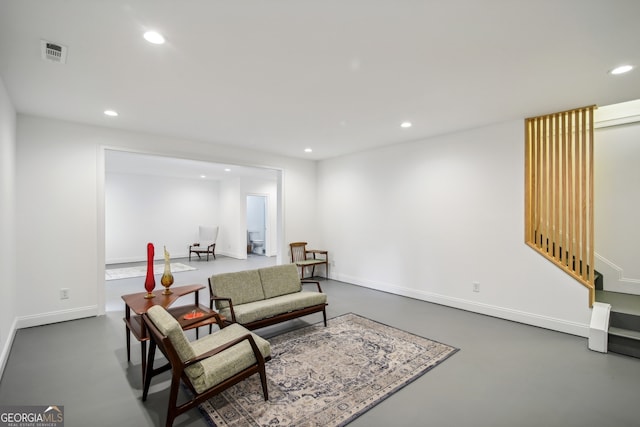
141, 305, 270, 427
289, 241, 328, 279
189, 225, 219, 261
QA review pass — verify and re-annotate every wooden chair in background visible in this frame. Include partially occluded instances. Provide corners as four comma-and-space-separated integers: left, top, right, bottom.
289, 241, 328, 279
189, 225, 219, 261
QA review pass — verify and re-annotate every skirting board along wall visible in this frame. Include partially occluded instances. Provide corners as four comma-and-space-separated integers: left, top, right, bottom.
1, 306, 98, 379
0, 318, 18, 381
335, 272, 590, 338
16, 306, 99, 330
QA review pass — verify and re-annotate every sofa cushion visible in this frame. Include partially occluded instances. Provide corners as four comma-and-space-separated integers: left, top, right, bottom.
210, 269, 265, 310
258, 264, 302, 299
146, 306, 204, 379
188, 323, 271, 394
219, 292, 327, 325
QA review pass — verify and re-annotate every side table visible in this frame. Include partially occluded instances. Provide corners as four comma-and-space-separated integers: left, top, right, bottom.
121, 285, 223, 381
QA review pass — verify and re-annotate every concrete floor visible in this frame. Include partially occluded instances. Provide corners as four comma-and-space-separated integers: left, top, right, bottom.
2, 256, 640, 427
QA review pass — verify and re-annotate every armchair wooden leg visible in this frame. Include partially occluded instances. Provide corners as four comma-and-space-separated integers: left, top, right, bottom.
142, 341, 156, 401
259, 364, 268, 401
165, 369, 183, 427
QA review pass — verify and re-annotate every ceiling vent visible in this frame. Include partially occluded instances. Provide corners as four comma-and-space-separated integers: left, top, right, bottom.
40, 40, 68, 64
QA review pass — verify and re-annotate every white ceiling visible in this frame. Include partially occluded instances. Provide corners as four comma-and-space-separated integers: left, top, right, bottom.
1, 0, 639, 163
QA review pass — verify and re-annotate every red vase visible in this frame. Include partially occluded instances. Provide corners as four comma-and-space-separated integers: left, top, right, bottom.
144, 243, 156, 299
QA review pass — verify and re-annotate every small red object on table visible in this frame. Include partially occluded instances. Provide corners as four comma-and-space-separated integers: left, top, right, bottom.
184, 311, 204, 320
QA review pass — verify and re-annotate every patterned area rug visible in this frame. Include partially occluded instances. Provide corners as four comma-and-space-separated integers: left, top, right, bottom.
104, 263, 196, 281
199, 313, 458, 426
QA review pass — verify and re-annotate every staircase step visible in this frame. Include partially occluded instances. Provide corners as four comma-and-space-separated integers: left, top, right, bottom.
608, 327, 640, 359
609, 326, 640, 341
610, 311, 640, 331
596, 290, 640, 316
594, 271, 603, 291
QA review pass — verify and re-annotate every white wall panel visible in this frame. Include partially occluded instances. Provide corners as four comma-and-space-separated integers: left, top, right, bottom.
105, 172, 220, 263
0, 76, 17, 374
16, 116, 100, 322
318, 120, 592, 336
595, 123, 640, 294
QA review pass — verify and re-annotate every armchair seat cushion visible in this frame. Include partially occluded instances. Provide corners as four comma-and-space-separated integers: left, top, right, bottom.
189, 323, 271, 394
219, 292, 327, 325
191, 244, 214, 251
294, 259, 326, 266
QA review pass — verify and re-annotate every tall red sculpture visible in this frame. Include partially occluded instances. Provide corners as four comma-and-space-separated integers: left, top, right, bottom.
144, 243, 156, 299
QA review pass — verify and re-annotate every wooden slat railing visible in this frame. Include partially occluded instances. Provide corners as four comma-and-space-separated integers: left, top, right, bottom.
525, 105, 596, 307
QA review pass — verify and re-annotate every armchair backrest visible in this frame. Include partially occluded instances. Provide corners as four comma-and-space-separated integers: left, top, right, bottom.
199, 226, 219, 245
145, 306, 205, 379
289, 242, 308, 263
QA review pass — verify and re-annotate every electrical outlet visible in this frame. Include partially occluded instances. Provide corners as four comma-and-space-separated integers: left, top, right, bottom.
60, 288, 70, 299
472, 282, 480, 292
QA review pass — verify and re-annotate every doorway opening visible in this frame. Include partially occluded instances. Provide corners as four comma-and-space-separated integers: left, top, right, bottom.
247, 195, 267, 256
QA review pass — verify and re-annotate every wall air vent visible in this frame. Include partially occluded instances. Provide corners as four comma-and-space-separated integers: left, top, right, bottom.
40, 40, 68, 64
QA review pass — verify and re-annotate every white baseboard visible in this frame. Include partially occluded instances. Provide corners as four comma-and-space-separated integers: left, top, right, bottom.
0, 317, 18, 381
336, 273, 590, 338
15, 306, 99, 329
1, 307, 98, 380
217, 250, 247, 260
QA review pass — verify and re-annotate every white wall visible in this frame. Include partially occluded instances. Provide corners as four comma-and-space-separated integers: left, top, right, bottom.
0, 76, 17, 376
595, 122, 640, 294
318, 119, 592, 336
105, 172, 221, 263
16, 117, 103, 325
14, 114, 318, 327
218, 177, 245, 258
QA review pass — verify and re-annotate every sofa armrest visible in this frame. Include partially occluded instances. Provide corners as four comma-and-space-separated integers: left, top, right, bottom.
210, 296, 237, 323
301, 279, 323, 293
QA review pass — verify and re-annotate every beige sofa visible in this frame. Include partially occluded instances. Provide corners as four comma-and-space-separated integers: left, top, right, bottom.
208, 264, 328, 330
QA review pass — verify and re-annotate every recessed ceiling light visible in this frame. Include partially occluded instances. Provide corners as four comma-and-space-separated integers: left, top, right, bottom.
104, 110, 118, 117
610, 65, 633, 75
304, 148, 313, 153
224, 168, 231, 172
200, 175, 206, 179
143, 31, 165, 45
400, 121, 412, 128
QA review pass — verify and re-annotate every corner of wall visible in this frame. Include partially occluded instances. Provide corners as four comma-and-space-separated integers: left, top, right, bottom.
0, 318, 18, 381
0, 75, 18, 381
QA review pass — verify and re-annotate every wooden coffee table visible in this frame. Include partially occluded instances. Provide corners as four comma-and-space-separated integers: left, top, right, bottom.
121, 285, 224, 380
